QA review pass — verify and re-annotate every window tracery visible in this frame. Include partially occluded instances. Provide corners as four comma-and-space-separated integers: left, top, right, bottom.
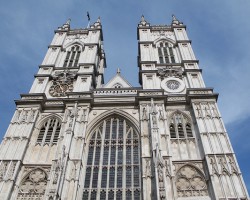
169, 112, 193, 139
176, 165, 208, 197
83, 116, 141, 199
157, 42, 176, 64
112, 83, 123, 88
17, 168, 48, 200
63, 45, 81, 68
37, 117, 61, 145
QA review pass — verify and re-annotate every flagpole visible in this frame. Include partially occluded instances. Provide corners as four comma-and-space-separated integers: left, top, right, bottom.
87, 12, 90, 28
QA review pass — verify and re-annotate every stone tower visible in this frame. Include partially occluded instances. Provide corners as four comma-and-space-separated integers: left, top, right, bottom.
0, 15, 248, 200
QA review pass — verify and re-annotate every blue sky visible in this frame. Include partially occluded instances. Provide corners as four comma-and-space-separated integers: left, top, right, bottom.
0, 0, 249, 193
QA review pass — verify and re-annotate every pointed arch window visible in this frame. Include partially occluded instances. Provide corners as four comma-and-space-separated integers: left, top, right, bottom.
83, 116, 141, 199
169, 112, 193, 139
63, 45, 81, 68
37, 117, 61, 145
157, 42, 175, 64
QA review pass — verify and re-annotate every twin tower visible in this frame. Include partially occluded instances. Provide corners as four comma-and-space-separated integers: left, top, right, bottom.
0, 16, 248, 200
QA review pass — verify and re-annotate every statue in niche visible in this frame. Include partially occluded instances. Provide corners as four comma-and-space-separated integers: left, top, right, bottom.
142, 106, 148, 120
210, 157, 219, 175
195, 104, 202, 118
14, 110, 21, 122
81, 109, 86, 121
165, 160, 171, 177
219, 158, 229, 174
144, 159, 151, 178
28, 109, 35, 122
20, 110, 28, 122
210, 104, 219, 118
204, 104, 211, 119
158, 165, 166, 199
228, 157, 238, 174
0, 162, 7, 181
158, 108, 164, 120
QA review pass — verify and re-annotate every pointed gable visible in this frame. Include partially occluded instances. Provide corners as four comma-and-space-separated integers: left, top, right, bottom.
104, 70, 132, 88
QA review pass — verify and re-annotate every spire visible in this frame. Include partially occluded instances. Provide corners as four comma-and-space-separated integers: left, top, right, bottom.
172, 15, 177, 21
141, 15, 145, 23
92, 17, 101, 28
58, 18, 71, 31
139, 15, 149, 27
171, 14, 183, 25
97, 16, 101, 23
117, 68, 121, 74
65, 18, 71, 25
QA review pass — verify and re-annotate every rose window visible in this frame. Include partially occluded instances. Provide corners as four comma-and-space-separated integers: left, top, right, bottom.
166, 80, 180, 90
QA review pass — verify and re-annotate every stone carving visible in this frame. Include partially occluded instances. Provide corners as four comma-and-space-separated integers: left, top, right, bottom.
219, 157, 229, 174
14, 110, 21, 123
176, 165, 208, 197
20, 110, 28, 122
53, 159, 61, 184
0, 162, 7, 181
142, 106, 148, 121
194, 102, 220, 119
157, 67, 183, 79
165, 160, 171, 177
228, 156, 239, 174
28, 109, 35, 122
80, 109, 87, 122
158, 165, 166, 199
6, 161, 16, 180
49, 69, 76, 97
69, 162, 77, 180
144, 159, 151, 178
18, 168, 48, 199
158, 108, 164, 120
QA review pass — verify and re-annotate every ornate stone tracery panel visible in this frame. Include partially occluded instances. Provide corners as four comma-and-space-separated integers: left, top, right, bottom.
175, 165, 208, 198
17, 168, 48, 200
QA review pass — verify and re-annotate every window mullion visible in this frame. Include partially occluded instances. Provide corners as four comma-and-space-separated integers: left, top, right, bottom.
96, 124, 105, 199
50, 119, 58, 145
42, 119, 51, 145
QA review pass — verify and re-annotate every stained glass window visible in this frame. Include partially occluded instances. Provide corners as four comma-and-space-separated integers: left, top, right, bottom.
83, 116, 141, 199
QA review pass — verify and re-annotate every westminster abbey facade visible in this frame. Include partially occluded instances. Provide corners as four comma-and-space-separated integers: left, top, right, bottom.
0, 16, 248, 200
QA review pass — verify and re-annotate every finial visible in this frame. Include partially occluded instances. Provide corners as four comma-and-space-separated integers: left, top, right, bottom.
172, 14, 182, 25
97, 16, 101, 23
117, 68, 121, 74
141, 15, 145, 22
172, 15, 177, 21
66, 18, 71, 25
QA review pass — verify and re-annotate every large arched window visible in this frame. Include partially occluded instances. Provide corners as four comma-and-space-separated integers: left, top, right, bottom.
63, 45, 81, 68
157, 42, 175, 64
37, 117, 61, 145
83, 115, 141, 200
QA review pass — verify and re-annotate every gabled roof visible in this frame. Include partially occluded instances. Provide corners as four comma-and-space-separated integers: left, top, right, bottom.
103, 69, 132, 88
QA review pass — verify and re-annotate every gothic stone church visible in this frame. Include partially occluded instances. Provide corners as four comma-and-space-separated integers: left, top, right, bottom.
0, 16, 249, 200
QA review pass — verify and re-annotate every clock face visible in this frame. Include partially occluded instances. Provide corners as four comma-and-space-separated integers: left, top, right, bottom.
49, 82, 73, 97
